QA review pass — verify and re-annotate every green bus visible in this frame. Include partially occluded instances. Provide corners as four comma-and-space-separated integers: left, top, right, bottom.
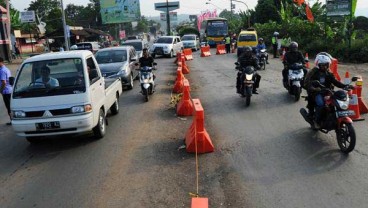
199, 17, 228, 47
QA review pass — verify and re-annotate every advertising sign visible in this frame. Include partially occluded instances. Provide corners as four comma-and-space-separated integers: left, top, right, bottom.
326, 0, 351, 16
100, 0, 141, 24
160, 12, 178, 21
119, 30, 126, 39
20, 11, 35, 23
154, 1, 180, 12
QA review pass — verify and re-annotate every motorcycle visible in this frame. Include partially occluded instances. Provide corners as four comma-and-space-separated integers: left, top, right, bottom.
235, 62, 255, 106
284, 62, 305, 101
300, 78, 357, 153
258, 49, 267, 70
135, 63, 157, 102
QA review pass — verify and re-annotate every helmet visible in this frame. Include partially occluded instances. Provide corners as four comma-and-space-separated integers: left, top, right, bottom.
316, 55, 331, 72
243, 46, 252, 57
273, 31, 279, 36
315, 52, 333, 65
70, 45, 78, 50
289, 42, 298, 52
258, 38, 263, 42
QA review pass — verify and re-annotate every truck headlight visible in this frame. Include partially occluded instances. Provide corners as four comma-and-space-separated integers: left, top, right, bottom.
71, 104, 92, 113
13, 110, 26, 118
164, 46, 168, 49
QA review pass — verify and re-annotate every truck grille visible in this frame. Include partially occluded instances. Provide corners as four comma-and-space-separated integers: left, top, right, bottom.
25, 108, 72, 118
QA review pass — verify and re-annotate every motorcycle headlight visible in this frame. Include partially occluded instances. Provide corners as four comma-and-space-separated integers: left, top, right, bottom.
13, 110, 26, 118
71, 104, 92, 113
337, 99, 349, 110
143, 79, 149, 84
245, 74, 253, 80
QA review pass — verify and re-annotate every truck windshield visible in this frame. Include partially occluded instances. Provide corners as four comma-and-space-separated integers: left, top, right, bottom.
13, 58, 87, 98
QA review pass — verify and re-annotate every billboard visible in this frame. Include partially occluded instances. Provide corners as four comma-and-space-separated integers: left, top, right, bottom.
326, 0, 351, 16
20, 11, 35, 23
160, 12, 178, 21
100, 0, 141, 24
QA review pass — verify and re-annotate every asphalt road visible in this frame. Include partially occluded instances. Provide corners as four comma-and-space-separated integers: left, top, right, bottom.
0, 51, 368, 208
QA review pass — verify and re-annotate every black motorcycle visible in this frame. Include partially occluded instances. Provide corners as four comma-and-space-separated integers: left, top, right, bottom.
258, 49, 267, 70
235, 63, 255, 106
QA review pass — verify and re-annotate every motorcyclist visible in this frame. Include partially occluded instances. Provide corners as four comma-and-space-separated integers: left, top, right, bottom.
304, 54, 351, 129
236, 46, 261, 95
256, 38, 269, 64
138, 48, 156, 79
282, 41, 307, 88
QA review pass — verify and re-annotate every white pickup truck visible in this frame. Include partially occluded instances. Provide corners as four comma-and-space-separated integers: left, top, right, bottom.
10, 51, 123, 143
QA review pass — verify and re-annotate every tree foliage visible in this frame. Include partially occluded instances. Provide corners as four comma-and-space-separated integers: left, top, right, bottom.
255, 0, 281, 23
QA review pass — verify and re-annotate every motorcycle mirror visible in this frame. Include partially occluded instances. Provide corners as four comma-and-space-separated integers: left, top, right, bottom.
134, 63, 139, 66
234, 62, 239, 66
153, 62, 157, 66
351, 76, 358, 82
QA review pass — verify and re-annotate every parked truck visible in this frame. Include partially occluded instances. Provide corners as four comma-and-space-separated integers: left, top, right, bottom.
10, 51, 123, 143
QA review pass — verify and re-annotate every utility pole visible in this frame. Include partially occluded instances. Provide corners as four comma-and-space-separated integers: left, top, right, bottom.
61, 0, 69, 50
230, 0, 233, 19
166, 0, 170, 35
6, 0, 12, 60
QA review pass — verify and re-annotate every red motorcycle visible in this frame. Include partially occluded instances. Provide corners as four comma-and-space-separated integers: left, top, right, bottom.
300, 78, 357, 153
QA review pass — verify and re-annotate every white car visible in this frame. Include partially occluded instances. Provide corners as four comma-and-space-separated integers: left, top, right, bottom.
150, 36, 183, 58
182, 34, 200, 51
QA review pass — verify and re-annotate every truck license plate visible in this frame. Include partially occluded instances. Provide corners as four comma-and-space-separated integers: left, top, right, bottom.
36, 121, 60, 130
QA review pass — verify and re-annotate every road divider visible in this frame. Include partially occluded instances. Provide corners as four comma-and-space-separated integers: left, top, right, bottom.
173, 67, 185, 93
185, 99, 214, 153
200, 46, 211, 57
183, 48, 194, 61
181, 54, 190, 74
216, 44, 226, 55
176, 79, 193, 116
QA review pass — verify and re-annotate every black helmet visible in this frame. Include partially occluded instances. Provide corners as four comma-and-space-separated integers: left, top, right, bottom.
243, 46, 252, 57
334, 90, 348, 101
289, 41, 298, 52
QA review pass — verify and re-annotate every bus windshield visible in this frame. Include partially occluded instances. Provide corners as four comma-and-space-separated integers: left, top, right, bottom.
207, 21, 228, 37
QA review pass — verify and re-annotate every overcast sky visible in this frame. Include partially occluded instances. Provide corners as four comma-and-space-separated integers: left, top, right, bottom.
12, 0, 368, 17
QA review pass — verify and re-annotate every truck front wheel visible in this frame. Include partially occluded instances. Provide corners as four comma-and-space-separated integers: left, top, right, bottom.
93, 109, 106, 139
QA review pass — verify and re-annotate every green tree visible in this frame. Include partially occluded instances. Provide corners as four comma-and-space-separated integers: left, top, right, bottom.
255, 0, 281, 23
28, 0, 62, 33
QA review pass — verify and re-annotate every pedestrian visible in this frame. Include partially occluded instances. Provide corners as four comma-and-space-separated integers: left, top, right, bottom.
0, 57, 13, 125
14, 43, 22, 59
272, 31, 279, 58
224, 34, 231, 54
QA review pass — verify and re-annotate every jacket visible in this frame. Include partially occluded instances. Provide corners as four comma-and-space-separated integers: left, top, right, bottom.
304, 67, 346, 93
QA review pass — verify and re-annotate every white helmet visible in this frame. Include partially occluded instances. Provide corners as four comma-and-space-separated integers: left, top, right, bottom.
315, 54, 331, 65
70, 45, 78, 50
273, 31, 279, 36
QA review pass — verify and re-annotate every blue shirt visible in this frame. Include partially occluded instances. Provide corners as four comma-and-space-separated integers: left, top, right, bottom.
256, 43, 266, 51
0, 65, 12, 94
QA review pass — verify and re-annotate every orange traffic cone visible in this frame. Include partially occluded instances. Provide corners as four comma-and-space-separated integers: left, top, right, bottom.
305, 53, 310, 68
356, 76, 368, 114
349, 87, 365, 121
344, 71, 350, 85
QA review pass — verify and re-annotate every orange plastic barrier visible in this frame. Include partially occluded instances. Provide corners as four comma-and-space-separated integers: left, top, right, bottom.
305, 53, 310, 69
176, 79, 193, 116
174, 52, 181, 64
181, 54, 190, 74
355, 76, 368, 114
200, 46, 211, 57
173, 67, 185, 93
191, 198, 208, 208
216, 44, 226, 55
349, 87, 365, 121
183, 48, 193, 61
330, 58, 341, 81
185, 99, 214, 153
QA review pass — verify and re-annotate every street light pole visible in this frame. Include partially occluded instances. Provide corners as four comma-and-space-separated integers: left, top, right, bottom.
166, 0, 170, 35
60, 0, 69, 50
232, 0, 250, 27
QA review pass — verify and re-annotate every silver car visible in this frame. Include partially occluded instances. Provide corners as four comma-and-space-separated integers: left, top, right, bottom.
121, 40, 149, 59
182, 34, 200, 51
95, 46, 138, 90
